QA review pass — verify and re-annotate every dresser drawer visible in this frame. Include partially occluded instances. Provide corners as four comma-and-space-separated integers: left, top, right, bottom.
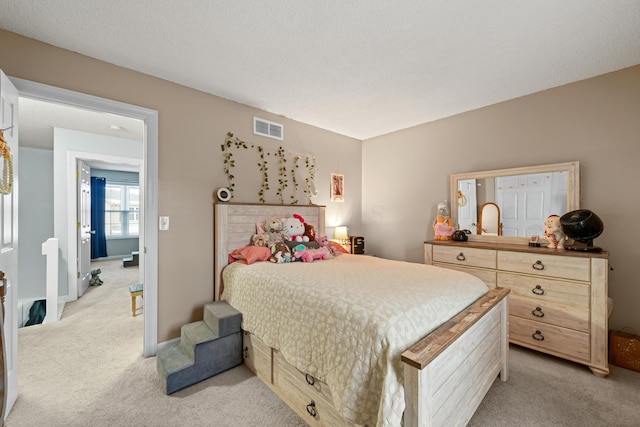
242, 331, 272, 383
510, 316, 590, 362
273, 351, 347, 426
509, 295, 589, 332
432, 246, 496, 269
497, 251, 590, 281
433, 262, 497, 288
498, 272, 589, 308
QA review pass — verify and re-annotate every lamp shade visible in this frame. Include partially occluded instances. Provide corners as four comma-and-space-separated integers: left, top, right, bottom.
334, 226, 349, 240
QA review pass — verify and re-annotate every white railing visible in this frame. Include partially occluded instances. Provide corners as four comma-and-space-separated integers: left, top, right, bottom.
41, 238, 59, 324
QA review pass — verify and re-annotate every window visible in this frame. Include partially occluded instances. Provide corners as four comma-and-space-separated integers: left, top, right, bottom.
105, 183, 139, 237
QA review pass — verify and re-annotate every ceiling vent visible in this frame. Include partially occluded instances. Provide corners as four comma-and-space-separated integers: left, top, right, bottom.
253, 117, 283, 140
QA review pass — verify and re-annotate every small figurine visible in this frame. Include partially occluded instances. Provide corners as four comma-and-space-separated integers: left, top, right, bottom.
544, 215, 569, 249
434, 200, 455, 241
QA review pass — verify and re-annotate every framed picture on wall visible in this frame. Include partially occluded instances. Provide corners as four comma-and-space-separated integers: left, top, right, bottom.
331, 173, 344, 202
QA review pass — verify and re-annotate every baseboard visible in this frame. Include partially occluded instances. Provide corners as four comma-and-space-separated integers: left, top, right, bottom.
57, 301, 65, 321
157, 337, 181, 352
92, 255, 131, 261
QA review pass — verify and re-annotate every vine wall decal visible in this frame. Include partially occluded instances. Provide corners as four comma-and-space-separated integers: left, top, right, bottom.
222, 132, 317, 204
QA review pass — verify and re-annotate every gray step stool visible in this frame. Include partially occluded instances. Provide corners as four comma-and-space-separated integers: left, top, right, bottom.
156, 301, 242, 394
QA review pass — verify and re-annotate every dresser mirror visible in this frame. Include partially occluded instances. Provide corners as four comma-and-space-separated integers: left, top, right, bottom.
451, 161, 580, 243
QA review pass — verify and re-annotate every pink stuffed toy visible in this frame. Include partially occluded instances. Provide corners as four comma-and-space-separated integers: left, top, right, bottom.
317, 235, 340, 257
433, 201, 455, 240
294, 247, 332, 262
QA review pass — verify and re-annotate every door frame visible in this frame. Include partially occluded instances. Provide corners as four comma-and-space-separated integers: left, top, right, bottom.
68, 152, 143, 299
11, 77, 159, 357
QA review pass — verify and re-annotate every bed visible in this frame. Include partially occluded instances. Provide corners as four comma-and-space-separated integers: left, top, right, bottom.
214, 203, 509, 427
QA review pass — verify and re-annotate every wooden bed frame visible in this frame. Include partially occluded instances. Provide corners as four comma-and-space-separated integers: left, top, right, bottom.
214, 202, 509, 427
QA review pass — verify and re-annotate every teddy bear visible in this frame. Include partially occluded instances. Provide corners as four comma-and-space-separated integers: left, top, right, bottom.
249, 233, 270, 247
303, 223, 316, 242
281, 214, 309, 242
433, 200, 455, 240
263, 217, 286, 243
317, 235, 340, 257
269, 241, 292, 263
544, 214, 570, 249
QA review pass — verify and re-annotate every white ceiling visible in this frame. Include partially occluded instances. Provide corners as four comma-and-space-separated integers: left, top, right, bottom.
18, 98, 144, 150
2, 1, 640, 141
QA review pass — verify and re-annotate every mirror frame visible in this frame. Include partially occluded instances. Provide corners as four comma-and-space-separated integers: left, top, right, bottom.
450, 161, 580, 244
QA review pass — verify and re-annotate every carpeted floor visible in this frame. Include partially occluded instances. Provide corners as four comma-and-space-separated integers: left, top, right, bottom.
6, 259, 640, 426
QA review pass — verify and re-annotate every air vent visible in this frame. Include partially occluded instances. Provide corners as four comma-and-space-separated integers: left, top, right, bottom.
253, 117, 284, 140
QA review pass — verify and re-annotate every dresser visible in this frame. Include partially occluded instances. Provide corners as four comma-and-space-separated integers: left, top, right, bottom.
424, 240, 609, 377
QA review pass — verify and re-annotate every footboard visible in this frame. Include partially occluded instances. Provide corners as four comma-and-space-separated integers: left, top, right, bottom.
243, 287, 509, 427
402, 287, 510, 427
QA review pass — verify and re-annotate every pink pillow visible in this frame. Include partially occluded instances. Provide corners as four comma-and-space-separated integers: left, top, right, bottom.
330, 241, 349, 254
228, 246, 272, 264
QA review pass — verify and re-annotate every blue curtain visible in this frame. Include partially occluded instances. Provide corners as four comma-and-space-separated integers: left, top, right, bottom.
91, 177, 108, 259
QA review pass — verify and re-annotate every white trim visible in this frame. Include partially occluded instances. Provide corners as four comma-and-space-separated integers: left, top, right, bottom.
157, 337, 180, 352
10, 77, 159, 357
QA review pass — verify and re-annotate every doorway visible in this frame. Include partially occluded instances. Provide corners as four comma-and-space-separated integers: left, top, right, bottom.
11, 76, 158, 357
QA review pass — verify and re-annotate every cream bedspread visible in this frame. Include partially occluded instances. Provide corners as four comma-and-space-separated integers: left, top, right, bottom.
222, 254, 488, 427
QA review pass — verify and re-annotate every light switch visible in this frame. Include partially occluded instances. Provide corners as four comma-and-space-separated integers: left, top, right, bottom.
159, 216, 170, 231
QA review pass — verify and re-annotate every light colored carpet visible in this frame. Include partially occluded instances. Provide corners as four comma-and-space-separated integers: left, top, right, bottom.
6, 259, 640, 426
470, 345, 640, 426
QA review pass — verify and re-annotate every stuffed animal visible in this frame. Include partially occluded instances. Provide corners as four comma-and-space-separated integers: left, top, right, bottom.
544, 215, 570, 249
269, 241, 291, 263
281, 214, 309, 242
89, 268, 103, 286
317, 235, 339, 257
286, 243, 311, 261
303, 223, 317, 241
263, 218, 286, 243
294, 247, 332, 262
433, 200, 455, 240
250, 233, 270, 247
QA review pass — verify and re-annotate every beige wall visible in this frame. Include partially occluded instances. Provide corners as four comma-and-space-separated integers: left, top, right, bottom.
0, 30, 362, 342
363, 65, 640, 332
3, 27, 638, 337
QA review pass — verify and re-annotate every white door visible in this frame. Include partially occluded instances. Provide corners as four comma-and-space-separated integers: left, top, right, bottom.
457, 179, 477, 232
77, 160, 91, 297
496, 171, 567, 237
0, 69, 19, 419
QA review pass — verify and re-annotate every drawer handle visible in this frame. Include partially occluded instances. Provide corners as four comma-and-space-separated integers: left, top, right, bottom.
532, 260, 545, 270
532, 285, 545, 295
532, 330, 545, 341
306, 400, 317, 417
532, 307, 545, 318
242, 346, 248, 359
456, 252, 466, 261
305, 373, 315, 386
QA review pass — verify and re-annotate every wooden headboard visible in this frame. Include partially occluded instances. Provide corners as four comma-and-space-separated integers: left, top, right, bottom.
213, 203, 326, 300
